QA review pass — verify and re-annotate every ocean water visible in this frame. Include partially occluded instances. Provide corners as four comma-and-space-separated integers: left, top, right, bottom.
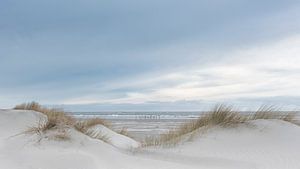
71, 111, 300, 141
71, 112, 203, 140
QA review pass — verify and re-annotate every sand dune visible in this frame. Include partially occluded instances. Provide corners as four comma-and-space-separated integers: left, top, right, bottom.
0, 109, 300, 169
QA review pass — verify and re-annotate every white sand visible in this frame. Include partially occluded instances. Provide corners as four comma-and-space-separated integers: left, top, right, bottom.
86, 124, 141, 150
0, 109, 300, 169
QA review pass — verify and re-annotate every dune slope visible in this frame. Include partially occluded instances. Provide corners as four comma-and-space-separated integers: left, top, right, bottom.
0, 109, 299, 169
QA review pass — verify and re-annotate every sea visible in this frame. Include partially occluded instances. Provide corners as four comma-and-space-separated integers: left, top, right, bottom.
70, 111, 300, 141
71, 111, 202, 140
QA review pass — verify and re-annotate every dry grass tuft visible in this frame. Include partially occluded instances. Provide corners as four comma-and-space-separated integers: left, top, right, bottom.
15, 102, 75, 129
81, 118, 108, 128
23, 119, 71, 142
252, 105, 281, 120
14, 102, 42, 110
15, 102, 75, 142
251, 105, 298, 124
142, 105, 247, 147
281, 113, 298, 124
198, 105, 248, 127
74, 118, 109, 133
118, 127, 130, 136
15, 102, 116, 143
74, 118, 114, 143
143, 105, 299, 147
117, 127, 136, 140
24, 118, 49, 135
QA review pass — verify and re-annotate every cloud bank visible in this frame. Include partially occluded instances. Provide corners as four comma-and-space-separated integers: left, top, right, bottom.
0, 0, 300, 110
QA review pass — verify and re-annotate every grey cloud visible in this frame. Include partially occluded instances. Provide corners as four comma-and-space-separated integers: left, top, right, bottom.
1, 0, 300, 108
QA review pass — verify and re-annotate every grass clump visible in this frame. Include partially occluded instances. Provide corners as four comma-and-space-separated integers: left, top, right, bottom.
251, 105, 298, 124
15, 102, 74, 141
143, 105, 246, 147
23, 118, 71, 142
24, 118, 50, 135
114, 127, 136, 141
15, 102, 130, 144
118, 127, 132, 137
143, 105, 299, 147
74, 118, 109, 133
74, 118, 113, 143
15, 101, 75, 128
197, 105, 248, 127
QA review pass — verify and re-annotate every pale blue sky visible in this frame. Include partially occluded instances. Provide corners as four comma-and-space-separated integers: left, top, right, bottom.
1, 0, 300, 111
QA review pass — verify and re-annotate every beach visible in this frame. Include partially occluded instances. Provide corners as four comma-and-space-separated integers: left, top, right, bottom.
1, 109, 300, 169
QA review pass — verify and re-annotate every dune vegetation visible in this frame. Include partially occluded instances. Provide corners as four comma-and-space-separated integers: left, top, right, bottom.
74, 118, 112, 143
15, 102, 75, 141
75, 118, 110, 133
14, 102, 111, 142
1, 104, 299, 169
14, 102, 299, 148
143, 105, 299, 147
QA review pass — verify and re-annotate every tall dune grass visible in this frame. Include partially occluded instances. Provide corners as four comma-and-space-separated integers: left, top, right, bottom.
15, 102, 75, 141
15, 102, 75, 128
15, 102, 112, 142
251, 105, 298, 123
143, 105, 299, 147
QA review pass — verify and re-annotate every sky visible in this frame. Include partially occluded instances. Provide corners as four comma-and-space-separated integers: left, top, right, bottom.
1, 0, 300, 111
